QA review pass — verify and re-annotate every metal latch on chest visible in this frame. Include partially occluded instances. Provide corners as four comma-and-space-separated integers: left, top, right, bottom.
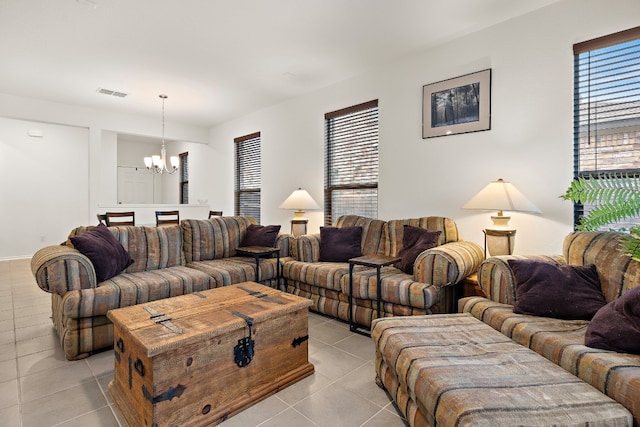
232, 310, 255, 368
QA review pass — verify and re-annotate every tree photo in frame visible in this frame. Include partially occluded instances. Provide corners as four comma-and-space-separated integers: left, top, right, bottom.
422, 69, 491, 138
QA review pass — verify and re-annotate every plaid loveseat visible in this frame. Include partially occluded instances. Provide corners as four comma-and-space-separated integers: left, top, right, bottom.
283, 215, 484, 326
459, 231, 640, 425
31, 216, 292, 360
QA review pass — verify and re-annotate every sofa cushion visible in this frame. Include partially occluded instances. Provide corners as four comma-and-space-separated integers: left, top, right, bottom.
563, 231, 640, 303
335, 215, 387, 256
70, 224, 134, 282
509, 259, 606, 320
387, 217, 458, 256
394, 226, 441, 274
319, 226, 362, 262
182, 216, 256, 262
585, 286, 640, 354
61, 266, 216, 318
240, 224, 281, 247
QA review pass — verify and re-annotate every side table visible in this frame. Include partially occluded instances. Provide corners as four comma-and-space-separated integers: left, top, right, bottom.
236, 246, 282, 289
348, 254, 401, 336
461, 273, 484, 298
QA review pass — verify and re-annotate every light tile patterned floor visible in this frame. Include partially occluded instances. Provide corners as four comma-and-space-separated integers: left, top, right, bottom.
0, 259, 407, 427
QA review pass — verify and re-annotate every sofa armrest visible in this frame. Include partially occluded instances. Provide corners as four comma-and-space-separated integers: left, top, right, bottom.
478, 254, 566, 304
275, 233, 294, 257
31, 245, 98, 295
291, 233, 321, 262
414, 240, 484, 286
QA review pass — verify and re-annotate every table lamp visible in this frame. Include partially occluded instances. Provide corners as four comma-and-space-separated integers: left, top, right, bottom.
279, 188, 321, 237
462, 178, 541, 256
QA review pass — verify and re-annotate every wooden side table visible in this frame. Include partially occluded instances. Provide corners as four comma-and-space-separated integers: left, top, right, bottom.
348, 254, 401, 336
236, 246, 281, 289
461, 273, 485, 298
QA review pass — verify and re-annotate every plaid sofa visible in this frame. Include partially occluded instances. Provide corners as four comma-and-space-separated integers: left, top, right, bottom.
283, 215, 484, 326
31, 216, 292, 360
459, 231, 640, 425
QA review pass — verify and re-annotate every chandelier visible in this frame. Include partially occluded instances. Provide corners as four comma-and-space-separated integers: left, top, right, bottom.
144, 94, 179, 174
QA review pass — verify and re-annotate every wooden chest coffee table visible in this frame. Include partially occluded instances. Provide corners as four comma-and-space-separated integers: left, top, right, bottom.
107, 282, 314, 427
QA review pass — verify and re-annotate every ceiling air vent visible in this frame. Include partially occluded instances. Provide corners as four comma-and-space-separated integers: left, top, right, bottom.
97, 88, 128, 98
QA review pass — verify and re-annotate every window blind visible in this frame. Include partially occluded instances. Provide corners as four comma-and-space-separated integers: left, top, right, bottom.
179, 152, 188, 204
234, 132, 261, 223
325, 100, 379, 225
573, 26, 640, 229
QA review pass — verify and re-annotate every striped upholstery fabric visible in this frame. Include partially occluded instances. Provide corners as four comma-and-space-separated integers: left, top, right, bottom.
181, 216, 256, 262
62, 266, 215, 318
416, 240, 484, 286
111, 225, 185, 272
290, 233, 321, 263
57, 266, 215, 360
31, 225, 187, 295
563, 231, 640, 302
283, 215, 484, 322
186, 256, 285, 288
477, 254, 564, 305
461, 231, 640, 424
387, 216, 459, 256
335, 215, 388, 256
31, 217, 293, 360
344, 267, 439, 309
284, 260, 357, 291
372, 313, 633, 427
31, 244, 98, 294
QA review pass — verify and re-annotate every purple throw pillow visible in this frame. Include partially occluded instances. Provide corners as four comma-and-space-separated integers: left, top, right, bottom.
510, 259, 606, 320
585, 286, 640, 354
319, 226, 363, 262
394, 225, 441, 274
70, 224, 134, 282
240, 224, 281, 247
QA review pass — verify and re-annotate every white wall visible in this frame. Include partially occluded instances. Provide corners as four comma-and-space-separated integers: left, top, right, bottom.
0, 117, 89, 258
207, 0, 640, 255
0, 95, 211, 259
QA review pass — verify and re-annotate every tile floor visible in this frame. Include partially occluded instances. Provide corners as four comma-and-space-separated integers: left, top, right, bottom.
0, 259, 408, 427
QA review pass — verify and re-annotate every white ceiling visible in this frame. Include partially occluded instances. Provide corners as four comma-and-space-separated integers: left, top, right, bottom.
0, 0, 560, 128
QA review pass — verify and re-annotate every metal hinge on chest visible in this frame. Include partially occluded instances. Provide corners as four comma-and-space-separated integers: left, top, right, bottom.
143, 306, 183, 334
231, 311, 255, 368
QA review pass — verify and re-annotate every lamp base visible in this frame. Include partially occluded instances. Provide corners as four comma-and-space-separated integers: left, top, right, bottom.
483, 229, 516, 257
290, 219, 308, 237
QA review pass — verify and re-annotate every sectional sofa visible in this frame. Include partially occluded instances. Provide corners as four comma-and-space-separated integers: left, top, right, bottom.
31, 216, 289, 360
373, 231, 640, 425
31, 214, 483, 360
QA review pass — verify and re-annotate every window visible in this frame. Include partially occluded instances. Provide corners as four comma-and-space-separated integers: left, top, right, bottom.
324, 100, 379, 226
235, 132, 261, 223
179, 152, 188, 204
573, 26, 640, 229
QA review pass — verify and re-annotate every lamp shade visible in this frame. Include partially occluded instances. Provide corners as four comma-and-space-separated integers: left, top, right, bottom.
279, 188, 320, 211
462, 179, 541, 214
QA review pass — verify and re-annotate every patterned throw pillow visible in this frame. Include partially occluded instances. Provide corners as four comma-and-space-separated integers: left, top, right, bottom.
510, 259, 606, 320
70, 224, 134, 282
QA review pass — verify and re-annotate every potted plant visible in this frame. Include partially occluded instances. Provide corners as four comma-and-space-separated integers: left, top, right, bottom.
563, 173, 640, 261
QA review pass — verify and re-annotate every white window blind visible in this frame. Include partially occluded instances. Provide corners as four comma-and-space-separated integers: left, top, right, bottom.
324, 100, 379, 225
573, 26, 640, 229
234, 132, 261, 223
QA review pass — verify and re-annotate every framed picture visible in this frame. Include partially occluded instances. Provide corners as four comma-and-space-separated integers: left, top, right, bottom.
422, 69, 491, 139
